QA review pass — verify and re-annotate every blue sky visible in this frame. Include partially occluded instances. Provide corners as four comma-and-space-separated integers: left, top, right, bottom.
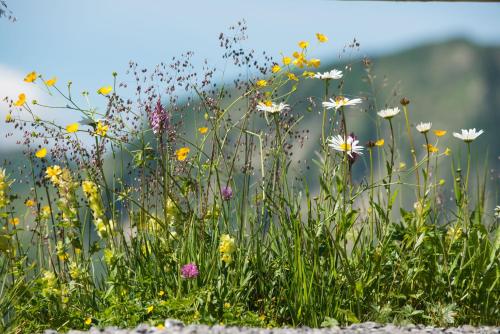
1, 0, 500, 147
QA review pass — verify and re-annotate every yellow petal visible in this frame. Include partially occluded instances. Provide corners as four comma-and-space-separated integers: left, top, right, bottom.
375, 139, 385, 147
316, 33, 328, 43
46, 77, 57, 87
198, 127, 208, 134
84, 318, 92, 325
287, 73, 298, 81
97, 86, 112, 95
66, 123, 79, 133
256, 79, 267, 87
14, 93, 26, 106
433, 130, 447, 137
24, 71, 37, 83
282, 57, 291, 66
35, 148, 47, 158
271, 65, 281, 73
307, 58, 321, 68
298, 41, 309, 49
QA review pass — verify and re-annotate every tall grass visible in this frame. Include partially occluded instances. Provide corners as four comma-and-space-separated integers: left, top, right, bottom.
0, 26, 498, 332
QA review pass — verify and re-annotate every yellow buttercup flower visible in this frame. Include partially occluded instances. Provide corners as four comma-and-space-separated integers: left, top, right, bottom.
158, 290, 165, 297
5, 113, 13, 123
14, 93, 26, 106
271, 64, 281, 73
9, 217, 20, 226
198, 127, 208, 135
424, 144, 439, 153
375, 139, 385, 147
316, 33, 328, 43
146, 305, 154, 314
25, 199, 36, 207
66, 123, 79, 133
287, 73, 298, 81
46, 77, 57, 87
97, 86, 112, 95
35, 148, 47, 158
95, 121, 108, 137
433, 130, 447, 137
256, 79, 267, 87
302, 71, 315, 78
46, 165, 62, 182
293, 58, 305, 68
307, 58, 320, 68
24, 71, 37, 83
298, 41, 309, 49
292, 51, 301, 59
175, 147, 190, 161
84, 317, 92, 325
399, 162, 406, 170
282, 56, 291, 66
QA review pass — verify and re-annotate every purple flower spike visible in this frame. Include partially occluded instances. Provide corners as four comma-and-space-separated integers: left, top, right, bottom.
181, 263, 199, 279
221, 185, 233, 201
148, 97, 170, 135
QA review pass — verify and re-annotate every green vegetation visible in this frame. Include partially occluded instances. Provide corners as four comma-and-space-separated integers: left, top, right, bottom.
0, 31, 499, 333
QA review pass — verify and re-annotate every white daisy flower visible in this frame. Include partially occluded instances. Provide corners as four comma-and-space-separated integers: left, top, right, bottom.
313, 69, 343, 80
322, 97, 362, 110
452, 128, 484, 143
494, 205, 500, 219
377, 107, 400, 119
256, 102, 289, 114
327, 134, 363, 158
416, 122, 432, 133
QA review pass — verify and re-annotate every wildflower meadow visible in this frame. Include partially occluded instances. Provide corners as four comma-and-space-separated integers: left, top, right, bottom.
0, 25, 499, 333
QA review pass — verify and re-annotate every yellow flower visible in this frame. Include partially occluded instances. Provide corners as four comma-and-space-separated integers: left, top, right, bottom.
41, 205, 51, 219
35, 148, 47, 158
292, 51, 302, 59
198, 127, 208, 135
256, 79, 267, 87
302, 71, 315, 78
399, 162, 406, 170
221, 253, 233, 264
444, 147, 451, 156
5, 113, 13, 123
219, 234, 236, 254
84, 317, 92, 326
66, 123, 79, 133
375, 139, 385, 147
24, 71, 37, 83
45, 165, 62, 183
307, 58, 321, 68
14, 93, 26, 106
175, 147, 190, 161
224, 302, 231, 309
293, 58, 305, 68
287, 73, 298, 81
316, 33, 328, 43
424, 144, 439, 153
298, 41, 309, 49
9, 217, 20, 226
95, 121, 108, 137
97, 86, 112, 95
282, 56, 291, 66
146, 305, 154, 314
25, 199, 36, 207
46, 77, 57, 87
271, 64, 281, 73
156, 324, 165, 330
158, 290, 165, 297
433, 129, 447, 137
262, 100, 272, 107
